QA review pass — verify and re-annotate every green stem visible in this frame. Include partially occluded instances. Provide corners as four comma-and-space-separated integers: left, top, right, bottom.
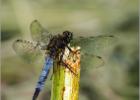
51, 47, 80, 100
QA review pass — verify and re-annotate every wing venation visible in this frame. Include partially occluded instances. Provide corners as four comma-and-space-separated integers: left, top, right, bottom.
13, 39, 43, 63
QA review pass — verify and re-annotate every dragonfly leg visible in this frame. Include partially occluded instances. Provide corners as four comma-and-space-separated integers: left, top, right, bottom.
59, 49, 65, 64
50, 50, 65, 80
61, 61, 78, 77
56, 49, 65, 78
66, 45, 80, 55
66, 45, 73, 52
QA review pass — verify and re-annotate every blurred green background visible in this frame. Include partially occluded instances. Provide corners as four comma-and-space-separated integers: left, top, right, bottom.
1, 0, 138, 100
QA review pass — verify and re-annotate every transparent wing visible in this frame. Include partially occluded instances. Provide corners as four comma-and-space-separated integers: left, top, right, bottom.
13, 39, 43, 63
81, 53, 104, 73
71, 35, 116, 71
30, 20, 52, 43
71, 35, 115, 55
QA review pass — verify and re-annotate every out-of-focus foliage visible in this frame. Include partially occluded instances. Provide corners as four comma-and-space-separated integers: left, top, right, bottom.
1, 0, 138, 100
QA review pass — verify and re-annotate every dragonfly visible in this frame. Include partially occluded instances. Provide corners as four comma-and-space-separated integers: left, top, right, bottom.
13, 20, 115, 100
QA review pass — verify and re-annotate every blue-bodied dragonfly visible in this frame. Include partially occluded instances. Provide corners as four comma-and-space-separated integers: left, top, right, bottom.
13, 20, 115, 100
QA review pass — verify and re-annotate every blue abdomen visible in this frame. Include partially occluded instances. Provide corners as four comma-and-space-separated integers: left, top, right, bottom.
36, 56, 53, 90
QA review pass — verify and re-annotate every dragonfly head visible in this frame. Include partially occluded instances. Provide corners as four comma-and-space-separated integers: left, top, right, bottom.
63, 31, 73, 43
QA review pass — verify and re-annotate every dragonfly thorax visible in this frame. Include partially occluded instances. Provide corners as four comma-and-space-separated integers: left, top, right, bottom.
47, 31, 73, 58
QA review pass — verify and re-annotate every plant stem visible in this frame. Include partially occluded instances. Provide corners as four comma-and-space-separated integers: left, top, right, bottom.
51, 47, 81, 100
